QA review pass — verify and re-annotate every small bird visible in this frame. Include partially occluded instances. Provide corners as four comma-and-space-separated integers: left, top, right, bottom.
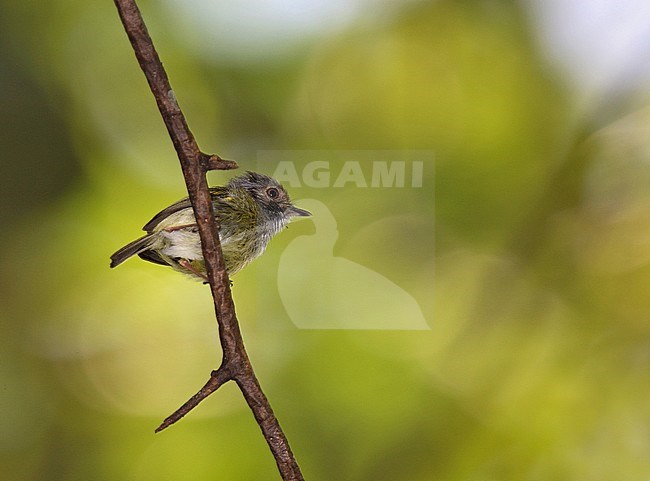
110, 171, 311, 281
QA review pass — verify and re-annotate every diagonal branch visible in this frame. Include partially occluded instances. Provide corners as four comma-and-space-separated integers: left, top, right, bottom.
156, 366, 232, 432
113, 1, 304, 480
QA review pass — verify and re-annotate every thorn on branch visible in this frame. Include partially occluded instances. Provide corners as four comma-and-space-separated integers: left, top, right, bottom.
200, 153, 239, 172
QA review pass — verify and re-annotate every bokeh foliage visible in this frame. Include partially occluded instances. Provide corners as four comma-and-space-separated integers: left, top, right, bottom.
1, 1, 649, 480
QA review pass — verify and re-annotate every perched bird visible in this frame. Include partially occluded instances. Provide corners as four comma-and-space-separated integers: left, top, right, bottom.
110, 171, 311, 281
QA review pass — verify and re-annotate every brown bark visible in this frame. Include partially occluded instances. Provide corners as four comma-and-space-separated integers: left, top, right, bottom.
113, 2, 305, 479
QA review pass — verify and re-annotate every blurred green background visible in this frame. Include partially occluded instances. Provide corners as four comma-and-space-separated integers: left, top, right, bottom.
1, 0, 650, 479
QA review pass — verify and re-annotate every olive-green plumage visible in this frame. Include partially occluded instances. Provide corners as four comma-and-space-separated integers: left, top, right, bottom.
110, 171, 310, 281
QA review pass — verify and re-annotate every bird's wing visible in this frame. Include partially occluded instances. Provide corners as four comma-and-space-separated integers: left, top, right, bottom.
142, 187, 230, 233
137, 250, 169, 266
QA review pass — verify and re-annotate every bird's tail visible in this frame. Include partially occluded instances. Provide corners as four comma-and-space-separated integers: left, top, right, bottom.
110, 234, 153, 268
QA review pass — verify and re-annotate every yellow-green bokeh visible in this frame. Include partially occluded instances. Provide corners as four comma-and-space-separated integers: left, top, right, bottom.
1, 1, 649, 480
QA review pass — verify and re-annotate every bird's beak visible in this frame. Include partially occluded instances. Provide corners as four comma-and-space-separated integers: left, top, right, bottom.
288, 205, 312, 217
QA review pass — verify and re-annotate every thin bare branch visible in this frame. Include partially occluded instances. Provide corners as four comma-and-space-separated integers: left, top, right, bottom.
155, 367, 232, 433
113, 1, 304, 479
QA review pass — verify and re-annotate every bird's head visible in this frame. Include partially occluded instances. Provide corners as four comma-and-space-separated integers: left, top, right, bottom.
228, 171, 311, 221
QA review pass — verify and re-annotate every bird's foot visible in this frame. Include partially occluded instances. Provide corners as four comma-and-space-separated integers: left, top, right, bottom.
178, 258, 209, 282
164, 223, 198, 233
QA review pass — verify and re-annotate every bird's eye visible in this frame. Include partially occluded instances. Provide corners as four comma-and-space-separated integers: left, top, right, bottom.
266, 187, 280, 199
